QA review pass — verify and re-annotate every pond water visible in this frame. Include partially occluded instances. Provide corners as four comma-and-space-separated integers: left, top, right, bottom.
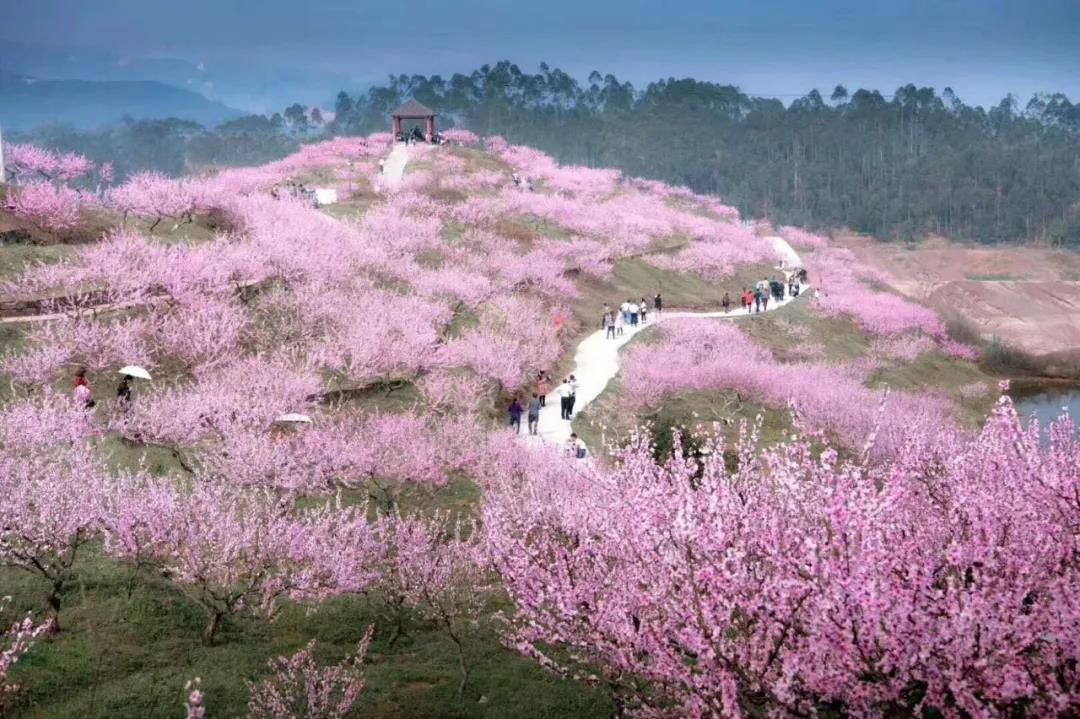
1011, 385, 1080, 441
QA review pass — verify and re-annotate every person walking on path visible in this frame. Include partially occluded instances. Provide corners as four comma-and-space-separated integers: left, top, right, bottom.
605, 311, 616, 339
639, 298, 648, 325
508, 396, 523, 434
615, 309, 624, 336
753, 286, 763, 313
527, 393, 541, 435
629, 301, 639, 327
653, 293, 663, 316
741, 287, 753, 313
721, 292, 732, 314
537, 373, 549, 407
559, 378, 572, 420
761, 287, 770, 312
620, 300, 630, 326
567, 375, 579, 418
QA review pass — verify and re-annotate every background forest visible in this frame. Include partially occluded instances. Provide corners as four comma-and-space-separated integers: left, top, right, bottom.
11, 61, 1080, 245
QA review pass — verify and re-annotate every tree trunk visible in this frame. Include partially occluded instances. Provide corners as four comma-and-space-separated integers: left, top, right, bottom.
387, 604, 406, 648
47, 576, 64, 633
440, 619, 470, 698
203, 611, 223, 646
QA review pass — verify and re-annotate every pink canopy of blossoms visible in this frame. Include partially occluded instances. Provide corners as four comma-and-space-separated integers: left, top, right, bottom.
620, 319, 957, 455
805, 247, 946, 336
5, 182, 87, 232
3, 127, 1066, 716
3, 143, 94, 184
485, 395, 1080, 717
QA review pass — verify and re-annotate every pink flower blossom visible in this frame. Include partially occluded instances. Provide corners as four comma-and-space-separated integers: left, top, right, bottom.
5, 182, 86, 232
247, 631, 371, 719
485, 396, 1080, 717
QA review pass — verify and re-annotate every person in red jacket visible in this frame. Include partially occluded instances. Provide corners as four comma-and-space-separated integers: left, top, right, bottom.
73, 367, 95, 409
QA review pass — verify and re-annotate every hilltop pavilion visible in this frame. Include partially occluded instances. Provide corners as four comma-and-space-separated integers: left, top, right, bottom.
391, 100, 437, 142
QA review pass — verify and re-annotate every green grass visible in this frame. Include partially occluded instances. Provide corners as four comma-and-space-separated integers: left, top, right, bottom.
868, 350, 999, 425
964, 272, 1018, 282
511, 214, 574, 241
0, 243, 73, 281
447, 147, 512, 175
3, 551, 609, 719
574, 380, 792, 457
739, 298, 871, 362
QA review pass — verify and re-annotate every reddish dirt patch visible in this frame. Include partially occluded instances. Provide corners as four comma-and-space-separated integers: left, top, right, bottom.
837, 234, 1080, 358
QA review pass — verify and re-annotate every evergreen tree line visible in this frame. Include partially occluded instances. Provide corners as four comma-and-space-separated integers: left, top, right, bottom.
332, 61, 1080, 245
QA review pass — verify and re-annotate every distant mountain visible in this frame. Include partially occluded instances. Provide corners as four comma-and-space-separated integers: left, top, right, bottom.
0, 76, 245, 129
0, 41, 374, 114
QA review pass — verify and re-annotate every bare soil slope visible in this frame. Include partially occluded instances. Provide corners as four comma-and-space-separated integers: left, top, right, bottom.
840, 235, 1080, 369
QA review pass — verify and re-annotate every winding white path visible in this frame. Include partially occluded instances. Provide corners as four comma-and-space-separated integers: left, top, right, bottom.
522, 235, 806, 450
382, 143, 409, 186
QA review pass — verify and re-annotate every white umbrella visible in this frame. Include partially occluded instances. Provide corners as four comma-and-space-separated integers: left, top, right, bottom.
275, 413, 313, 424
118, 365, 152, 380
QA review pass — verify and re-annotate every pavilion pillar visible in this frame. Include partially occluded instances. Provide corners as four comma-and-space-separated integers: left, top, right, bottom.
426, 116, 435, 142
392, 116, 400, 139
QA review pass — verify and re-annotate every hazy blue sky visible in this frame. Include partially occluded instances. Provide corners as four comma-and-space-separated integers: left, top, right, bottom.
3, 0, 1078, 108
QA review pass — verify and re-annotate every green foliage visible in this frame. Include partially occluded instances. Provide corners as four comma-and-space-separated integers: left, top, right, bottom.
980, 335, 1046, 376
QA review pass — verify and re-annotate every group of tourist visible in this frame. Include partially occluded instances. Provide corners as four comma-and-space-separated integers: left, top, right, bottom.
601, 293, 662, 339
511, 173, 534, 192
72, 368, 135, 411
397, 127, 441, 144
507, 371, 580, 436
270, 180, 317, 206
713, 273, 804, 315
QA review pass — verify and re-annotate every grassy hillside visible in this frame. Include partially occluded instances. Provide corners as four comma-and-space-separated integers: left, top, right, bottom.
0, 135, 1014, 718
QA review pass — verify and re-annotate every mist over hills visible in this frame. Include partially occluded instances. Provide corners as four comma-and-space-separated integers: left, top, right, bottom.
0, 41, 372, 114
0, 75, 244, 130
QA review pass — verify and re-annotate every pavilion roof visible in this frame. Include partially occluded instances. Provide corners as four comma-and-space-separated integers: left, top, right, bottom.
392, 99, 436, 117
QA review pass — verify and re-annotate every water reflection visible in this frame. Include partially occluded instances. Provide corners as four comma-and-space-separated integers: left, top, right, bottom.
1011, 385, 1080, 443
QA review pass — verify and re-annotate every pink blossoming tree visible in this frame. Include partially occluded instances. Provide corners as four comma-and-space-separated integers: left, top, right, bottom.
485, 397, 1080, 717
247, 630, 372, 719
0, 597, 49, 713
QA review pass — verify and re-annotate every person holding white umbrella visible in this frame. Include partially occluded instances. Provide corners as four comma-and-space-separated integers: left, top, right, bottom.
116, 375, 133, 406
116, 365, 152, 407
